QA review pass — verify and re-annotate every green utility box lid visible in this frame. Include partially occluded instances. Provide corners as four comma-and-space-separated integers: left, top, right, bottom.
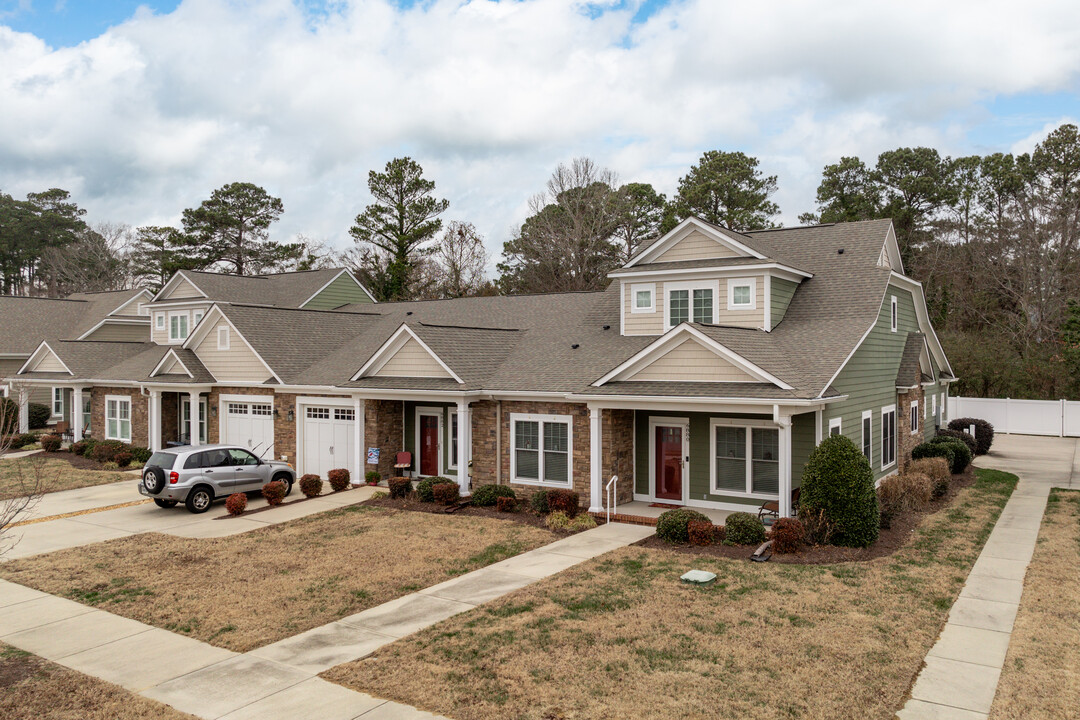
680, 570, 717, 585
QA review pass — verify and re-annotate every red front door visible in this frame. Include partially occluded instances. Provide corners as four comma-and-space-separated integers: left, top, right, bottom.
420, 415, 439, 476
655, 426, 683, 501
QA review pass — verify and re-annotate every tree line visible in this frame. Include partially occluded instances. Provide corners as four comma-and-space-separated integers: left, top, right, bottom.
4, 127, 1079, 401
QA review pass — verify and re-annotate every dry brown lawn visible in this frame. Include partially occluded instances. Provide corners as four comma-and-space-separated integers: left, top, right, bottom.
0, 505, 557, 652
0, 456, 126, 501
322, 468, 1017, 720
989, 488, 1080, 719
0, 643, 196, 719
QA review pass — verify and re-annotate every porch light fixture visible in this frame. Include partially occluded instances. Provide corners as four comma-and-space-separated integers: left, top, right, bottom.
210, 406, 217, 418
287, 409, 294, 422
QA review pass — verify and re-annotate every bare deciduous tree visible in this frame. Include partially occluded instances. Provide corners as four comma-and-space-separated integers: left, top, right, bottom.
0, 382, 48, 557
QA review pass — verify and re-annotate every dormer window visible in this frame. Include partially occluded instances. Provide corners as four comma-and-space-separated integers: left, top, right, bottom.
631, 283, 655, 313
727, 278, 757, 310
665, 281, 718, 330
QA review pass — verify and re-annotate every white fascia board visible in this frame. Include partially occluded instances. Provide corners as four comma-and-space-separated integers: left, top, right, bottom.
151, 271, 207, 302
150, 349, 193, 378
568, 394, 844, 411
109, 289, 155, 317
352, 324, 464, 384
608, 263, 811, 281
299, 268, 377, 307
593, 324, 793, 390
623, 217, 767, 268
884, 224, 905, 275
18, 341, 74, 376
183, 305, 283, 385
888, 272, 954, 377
75, 317, 151, 340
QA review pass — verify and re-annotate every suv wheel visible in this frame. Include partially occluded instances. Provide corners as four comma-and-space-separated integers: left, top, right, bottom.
143, 467, 166, 495
273, 472, 293, 497
185, 485, 214, 514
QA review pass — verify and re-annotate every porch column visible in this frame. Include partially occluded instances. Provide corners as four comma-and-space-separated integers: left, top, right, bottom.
456, 400, 470, 495
17, 386, 29, 434
352, 395, 364, 484
148, 390, 161, 452
589, 405, 603, 513
188, 391, 201, 447
778, 414, 793, 518
814, 408, 823, 445
72, 386, 84, 442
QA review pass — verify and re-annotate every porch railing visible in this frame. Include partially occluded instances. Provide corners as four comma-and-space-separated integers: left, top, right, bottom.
606, 475, 618, 524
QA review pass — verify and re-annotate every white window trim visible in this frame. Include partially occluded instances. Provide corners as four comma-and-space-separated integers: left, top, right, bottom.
911, 400, 919, 434
217, 325, 231, 351
448, 410, 459, 470
828, 417, 842, 437
193, 309, 205, 327
630, 282, 656, 314
861, 409, 873, 462
180, 397, 208, 444
414, 407, 444, 478
155, 313, 165, 330
726, 277, 758, 311
708, 417, 780, 499
932, 394, 938, 424
51, 387, 64, 417
105, 394, 132, 442
168, 310, 190, 344
881, 404, 897, 470
509, 412, 573, 489
890, 295, 898, 332
664, 280, 720, 331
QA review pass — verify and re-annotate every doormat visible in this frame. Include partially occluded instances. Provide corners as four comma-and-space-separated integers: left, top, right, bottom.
649, 502, 682, 509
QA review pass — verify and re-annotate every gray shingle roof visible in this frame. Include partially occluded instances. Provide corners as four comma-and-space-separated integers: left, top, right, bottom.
611, 256, 811, 276
896, 332, 926, 388
161, 268, 347, 308
0, 287, 148, 354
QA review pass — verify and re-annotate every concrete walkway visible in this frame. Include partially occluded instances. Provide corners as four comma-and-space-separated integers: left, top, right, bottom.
0, 519, 652, 719
898, 434, 1079, 720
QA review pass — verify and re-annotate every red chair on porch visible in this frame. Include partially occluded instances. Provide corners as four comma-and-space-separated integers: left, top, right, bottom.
758, 487, 800, 523
394, 452, 412, 473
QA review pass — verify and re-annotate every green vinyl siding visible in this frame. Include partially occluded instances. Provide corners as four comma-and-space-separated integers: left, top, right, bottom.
822, 283, 919, 483
770, 277, 800, 328
302, 272, 374, 309
403, 401, 457, 477
790, 411, 815, 487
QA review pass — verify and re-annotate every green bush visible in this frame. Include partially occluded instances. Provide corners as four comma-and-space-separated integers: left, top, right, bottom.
799, 434, 879, 548
417, 476, 454, 502
529, 489, 550, 514
388, 476, 411, 499
656, 507, 711, 544
927, 436, 972, 473
471, 484, 517, 507
935, 428, 977, 457
129, 446, 152, 463
90, 440, 127, 464
71, 438, 96, 456
912, 441, 956, 472
27, 403, 49, 430
948, 417, 994, 455
11, 433, 39, 450
364, 470, 381, 485
724, 512, 766, 545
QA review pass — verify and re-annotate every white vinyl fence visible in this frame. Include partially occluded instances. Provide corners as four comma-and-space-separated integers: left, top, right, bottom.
947, 396, 1080, 437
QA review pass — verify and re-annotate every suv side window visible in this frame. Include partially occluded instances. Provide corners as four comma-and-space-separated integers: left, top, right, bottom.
184, 452, 207, 470
228, 449, 259, 466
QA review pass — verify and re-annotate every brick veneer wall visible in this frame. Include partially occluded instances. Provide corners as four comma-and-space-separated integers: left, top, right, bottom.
470, 400, 498, 486
89, 387, 149, 447
497, 401, 591, 501
897, 368, 925, 471
602, 409, 635, 505
364, 399, 404, 479
160, 392, 178, 447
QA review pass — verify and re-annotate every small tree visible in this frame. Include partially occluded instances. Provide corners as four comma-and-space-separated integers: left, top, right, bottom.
181, 182, 296, 275
670, 150, 780, 231
798, 435, 879, 548
0, 382, 49, 556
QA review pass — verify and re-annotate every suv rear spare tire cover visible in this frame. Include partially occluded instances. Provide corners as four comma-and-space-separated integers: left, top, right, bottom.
143, 467, 166, 495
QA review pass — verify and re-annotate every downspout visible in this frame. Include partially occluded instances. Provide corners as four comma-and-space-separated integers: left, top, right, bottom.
496, 400, 502, 485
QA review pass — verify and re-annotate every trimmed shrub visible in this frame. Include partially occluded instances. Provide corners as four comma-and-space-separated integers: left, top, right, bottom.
225, 492, 247, 515
262, 480, 287, 506
530, 489, 550, 515
13, 432, 41, 450
388, 476, 411, 499
90, 440, 127, 464
799, 434, 879, 548
547, 489, 580, 517
935, 428, 977, 457
927, 436, 973, 473
570, 514, 597, 531
433, 481, 460, 505
70, 438, 92, 456
129, 446, 152, 463
687, 519, 715, 546
656, 508, 711, 544
949, 417, 994, 455
725, 512, 766, 545
27, 403, 49, 430
879, 472, 933, 519
364, 470, 381, 485
113, 451, 134, 468
299, 474, 323, 498
417, 477, 453, 502
496, 496, 518, 513
771, 517, 805, 554
546, 511, 572, 532
471, 484, 517, 507
101, 461, 119, 470
327, 468, 350, 492
912, 441, 956, 473
908, 457, 950, 484
39, 434, 61, 452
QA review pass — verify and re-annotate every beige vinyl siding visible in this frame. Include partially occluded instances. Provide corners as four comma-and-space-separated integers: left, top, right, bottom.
823, 283, 920, 483
156, 355, 186, 375
84, 322, 149, 342
111, 294, 149, 316
623, 275, 765, 335
628, 338, 756, 382
302, 272, 374, 309
770, 277, 799, 328
30, 350, 68, 373
374, 337, 453, 379
718, 276, 765, 329
0, 359, 52, 406
193, 320, 272, 383
151, 304, 210, 345
655, 229, 740, 262
622, 281, 664, 336
162, 277, 204, 300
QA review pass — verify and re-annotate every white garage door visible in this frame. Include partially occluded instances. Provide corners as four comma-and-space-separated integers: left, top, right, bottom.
223, 401, 275, 460
302, 406, 355, 478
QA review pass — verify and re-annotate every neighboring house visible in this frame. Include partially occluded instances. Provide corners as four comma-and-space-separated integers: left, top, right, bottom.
1, 220, 954, 518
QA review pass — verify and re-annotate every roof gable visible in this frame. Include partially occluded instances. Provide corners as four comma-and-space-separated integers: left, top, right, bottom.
184, 306, 282, 384
19, 341, 73, 375
354, 325, 463, 383
151, 349, 193, 378
154, 272, 207, 302
300, 269, 376, 308
625, 217, 766, 268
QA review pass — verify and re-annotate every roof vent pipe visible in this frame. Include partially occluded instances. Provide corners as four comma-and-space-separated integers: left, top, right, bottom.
837, 248, 845, 254
571, 344, 580, 349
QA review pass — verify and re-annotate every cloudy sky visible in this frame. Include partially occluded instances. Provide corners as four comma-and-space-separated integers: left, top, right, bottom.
3, 0, 1080, 267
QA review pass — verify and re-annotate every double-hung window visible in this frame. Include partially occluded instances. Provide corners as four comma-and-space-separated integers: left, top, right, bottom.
168, 311, 189, 343
52, 387, 64, 417
510, 413, 572, 487
828, 417, 842, 437
890, 296, 898, 332
666, 281, 718, 329
861, 410, 873, 462
881, 405, 896, 469
711, 420, 780, 496
727, 278, 757, 310
105, 396, 132, 442
669, 290, 689, 326
910, 401, 919, 434
449, 412, 459, 469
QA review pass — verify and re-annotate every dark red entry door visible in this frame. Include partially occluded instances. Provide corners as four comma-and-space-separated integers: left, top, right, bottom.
655, 426, 683, 501
420, 415, 439, 476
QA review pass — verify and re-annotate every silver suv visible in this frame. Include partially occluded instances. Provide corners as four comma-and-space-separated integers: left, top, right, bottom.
140, 444, 296, 513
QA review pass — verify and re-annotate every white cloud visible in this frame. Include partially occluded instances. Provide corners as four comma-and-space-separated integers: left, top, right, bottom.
3, 0, 1080, 263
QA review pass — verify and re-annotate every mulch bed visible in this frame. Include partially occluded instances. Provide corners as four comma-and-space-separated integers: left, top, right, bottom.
24, 450, 127, 472
635, 468, 977, 564
362, 494, 590, 532
214, 486, 356, 519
